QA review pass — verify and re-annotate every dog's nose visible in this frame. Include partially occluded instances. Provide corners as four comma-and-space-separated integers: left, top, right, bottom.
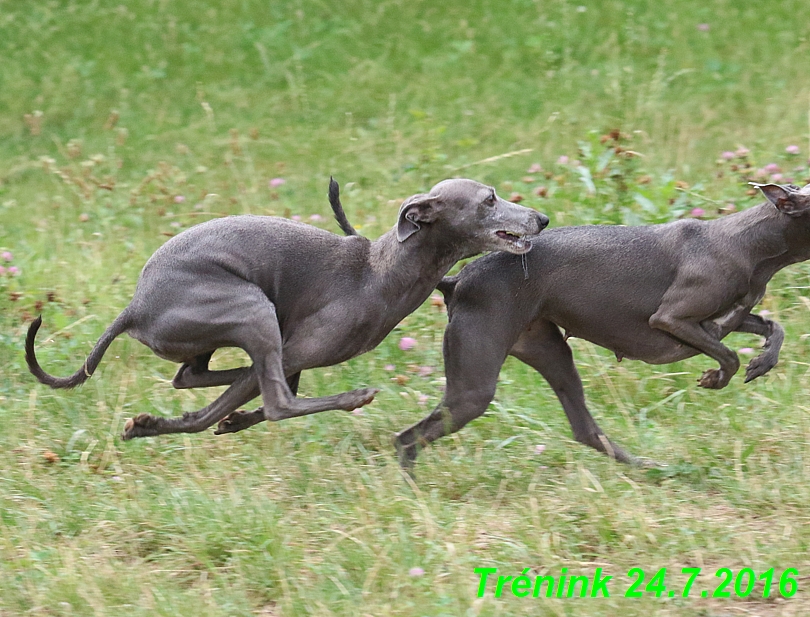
536, 212, 550, 231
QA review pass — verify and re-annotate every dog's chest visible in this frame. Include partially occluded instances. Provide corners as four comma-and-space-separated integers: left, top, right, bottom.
283, 302, 392, 366
709, 302, 751, 334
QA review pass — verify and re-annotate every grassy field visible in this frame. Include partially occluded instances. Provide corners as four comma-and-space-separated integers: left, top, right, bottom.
2, 0, 810, 615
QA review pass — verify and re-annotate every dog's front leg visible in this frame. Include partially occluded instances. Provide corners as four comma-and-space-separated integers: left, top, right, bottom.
649, 309, 740, 389
735, 313, 785, 382
214, 372, 301, 435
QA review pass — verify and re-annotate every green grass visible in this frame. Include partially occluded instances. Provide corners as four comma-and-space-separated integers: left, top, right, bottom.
2, 0, 810, 614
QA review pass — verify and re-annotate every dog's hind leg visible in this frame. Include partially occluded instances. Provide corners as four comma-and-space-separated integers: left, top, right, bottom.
172, 351, 252, 389
123, 369, 261, 439
509, 319, 642, 466
126, 370, 306, 439
393, 307, 512, 470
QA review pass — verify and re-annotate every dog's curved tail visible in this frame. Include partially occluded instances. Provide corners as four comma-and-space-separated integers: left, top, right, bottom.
436, 275, 459, 305
328, 177, 359, 237
26, 313, 131, 389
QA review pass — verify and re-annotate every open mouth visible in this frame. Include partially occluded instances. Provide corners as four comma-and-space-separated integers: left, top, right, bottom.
495, 230, 532, 253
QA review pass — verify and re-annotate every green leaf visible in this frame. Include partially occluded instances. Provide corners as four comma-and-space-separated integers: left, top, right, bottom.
633, 192, 657, 213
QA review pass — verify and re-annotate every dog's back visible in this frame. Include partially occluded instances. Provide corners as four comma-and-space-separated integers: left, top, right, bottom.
443, 222, 716, 363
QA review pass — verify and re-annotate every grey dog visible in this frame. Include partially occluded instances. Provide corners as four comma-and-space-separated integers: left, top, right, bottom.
393, 182, 810, 468
26, 178, 548, 440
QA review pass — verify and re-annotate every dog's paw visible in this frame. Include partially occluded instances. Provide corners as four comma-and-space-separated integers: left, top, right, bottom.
393, 439, 419, 482
698, 368, 729, 389
393, 434, 419, 470
214, 409, 263, 435
341, 387, 379, 411
122, 413, 161, 440
633, 456, 667, 469
744, 354, 777, 383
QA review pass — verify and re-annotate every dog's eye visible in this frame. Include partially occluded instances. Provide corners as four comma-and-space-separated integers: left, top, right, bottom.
485, 194, 497, 206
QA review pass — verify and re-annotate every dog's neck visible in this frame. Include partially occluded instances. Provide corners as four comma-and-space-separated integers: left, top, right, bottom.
717, 203, 810, 264
368, 227, 466, 314
713, 203, 808, 276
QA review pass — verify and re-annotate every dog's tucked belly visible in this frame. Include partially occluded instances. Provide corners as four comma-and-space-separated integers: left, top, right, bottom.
556, 318, 702, 365
127, 332, 215, 363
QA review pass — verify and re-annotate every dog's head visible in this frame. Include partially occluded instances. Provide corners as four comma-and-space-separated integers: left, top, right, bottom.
753, 182, 810, 259
396, 179, 549, 256
753, 182, 810, 217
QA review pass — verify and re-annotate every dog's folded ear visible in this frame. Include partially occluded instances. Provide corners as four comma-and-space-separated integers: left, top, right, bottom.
753, 182, 810, 216
396, 193, 441, 242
